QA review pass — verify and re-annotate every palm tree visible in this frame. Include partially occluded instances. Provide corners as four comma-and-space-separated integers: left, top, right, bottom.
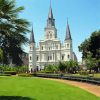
0, 0, 30, 65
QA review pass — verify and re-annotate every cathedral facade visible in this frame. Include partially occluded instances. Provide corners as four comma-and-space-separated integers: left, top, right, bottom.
29, 5, 77, 71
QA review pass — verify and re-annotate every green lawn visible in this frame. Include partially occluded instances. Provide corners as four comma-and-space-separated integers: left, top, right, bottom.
0, 76, 99, 100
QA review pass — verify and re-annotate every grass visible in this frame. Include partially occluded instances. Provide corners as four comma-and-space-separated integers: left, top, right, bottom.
0, 76, 99, 100
93, 73, 100, 78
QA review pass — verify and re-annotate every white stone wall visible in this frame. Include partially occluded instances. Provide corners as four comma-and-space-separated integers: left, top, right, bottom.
29, 43, 36, 72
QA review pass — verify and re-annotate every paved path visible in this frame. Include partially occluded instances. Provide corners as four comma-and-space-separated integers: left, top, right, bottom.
43, 78, 100, 97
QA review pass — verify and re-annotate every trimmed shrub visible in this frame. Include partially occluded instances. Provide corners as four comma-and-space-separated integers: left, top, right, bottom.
4, 71, 16, 75
79, 70, 89, 75
18, 73, 33, 77
0, 74, 11, 76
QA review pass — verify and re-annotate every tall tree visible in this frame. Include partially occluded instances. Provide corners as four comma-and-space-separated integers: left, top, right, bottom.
0, 0, 30, 65
79, 30, 100, 72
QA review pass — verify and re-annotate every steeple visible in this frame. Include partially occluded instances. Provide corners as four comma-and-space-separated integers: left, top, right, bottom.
48, 1, 53, 19
30, 26, 35, 43
47, 1, 55, 27
65, 20, 72, 40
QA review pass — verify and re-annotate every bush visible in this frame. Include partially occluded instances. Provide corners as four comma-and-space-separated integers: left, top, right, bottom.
18, 73, 33, 77
0, 74, 11, 76
4, 71, 16, 75
79, 70, 89, 75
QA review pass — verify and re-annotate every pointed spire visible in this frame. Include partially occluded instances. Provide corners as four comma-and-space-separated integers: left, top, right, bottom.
65, 19, 72, 40
47, 0, 55, 27
30, 25, 35, 43
48, 0, 53, 19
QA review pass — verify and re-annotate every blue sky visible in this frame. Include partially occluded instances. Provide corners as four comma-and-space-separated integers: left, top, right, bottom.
16, 0, 100, 62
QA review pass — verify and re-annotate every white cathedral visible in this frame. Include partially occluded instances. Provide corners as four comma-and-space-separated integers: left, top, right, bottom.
29, 5, 77, 71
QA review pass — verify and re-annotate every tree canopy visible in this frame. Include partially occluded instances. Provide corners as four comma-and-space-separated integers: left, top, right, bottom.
79, 30, 100, 72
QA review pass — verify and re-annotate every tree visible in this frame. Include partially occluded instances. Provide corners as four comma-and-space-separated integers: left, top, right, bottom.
58, 61, 66, 73
0, 0, 30, 65
79, 30, 100, 72
44, 65, 58, 73
67, 60, 79, 74
85, 53, 97, 73
78, 39, 90, 59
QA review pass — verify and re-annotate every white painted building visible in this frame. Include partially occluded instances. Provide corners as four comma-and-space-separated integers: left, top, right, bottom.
29, 5, 77, 71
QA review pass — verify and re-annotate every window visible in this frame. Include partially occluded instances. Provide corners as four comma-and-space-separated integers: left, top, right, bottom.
30, 56, 32, 60
49, 47, 50, 50
67, 44, 69, 48
42, 46, 43, 50
48, 56, 52, 60
68, 55, 70, 59
53, 53, 54, 60
62, 56, 64, 60
48, 56, 49, 60
37, 56, 39, 61
50, 56, 52, 60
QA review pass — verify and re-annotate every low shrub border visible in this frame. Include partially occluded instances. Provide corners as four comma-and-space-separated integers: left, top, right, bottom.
4, 71, 17, 75
34, 73, 100, 86
18, 73, 33, 77
0, 74, 11, 76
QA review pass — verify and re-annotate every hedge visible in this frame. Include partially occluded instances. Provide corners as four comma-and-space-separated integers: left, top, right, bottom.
4, 71, 16, 75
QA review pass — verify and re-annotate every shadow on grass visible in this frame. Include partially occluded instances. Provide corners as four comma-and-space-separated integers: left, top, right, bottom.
0, 96, 36, 100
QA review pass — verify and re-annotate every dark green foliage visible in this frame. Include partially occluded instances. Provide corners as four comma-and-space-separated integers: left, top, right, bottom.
0, 74, 11, 76
0, 0, 30, 65
18, 73, 33, 77
4, 71, 16, 75
58, 60, 79, 73
43, 60, 79, 74
44, 65, 58, 73
58, 61, 66, 72
0, 65, 28, 73
79, 30, 100, 72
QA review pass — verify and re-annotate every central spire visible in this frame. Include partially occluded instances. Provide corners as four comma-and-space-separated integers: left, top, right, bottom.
48, 0, 53, 19
47, 0, 55, 27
